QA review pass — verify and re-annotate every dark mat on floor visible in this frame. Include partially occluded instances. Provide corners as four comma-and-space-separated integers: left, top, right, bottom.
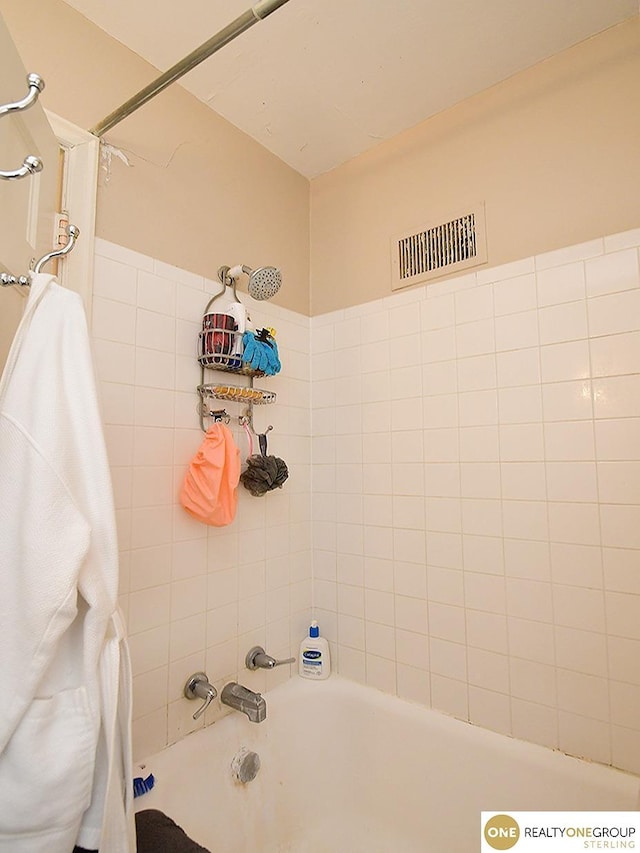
135, 809, 211, 853
72, 809, 211, 853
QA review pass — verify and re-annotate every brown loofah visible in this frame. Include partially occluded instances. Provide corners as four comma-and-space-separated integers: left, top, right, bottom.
240, 454, 289, 496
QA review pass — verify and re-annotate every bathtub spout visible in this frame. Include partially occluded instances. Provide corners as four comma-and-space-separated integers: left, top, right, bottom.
221, 682, 266, 723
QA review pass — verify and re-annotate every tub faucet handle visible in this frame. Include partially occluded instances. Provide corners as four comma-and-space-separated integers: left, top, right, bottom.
246, 645, 296, 670
184, 672, 218, 720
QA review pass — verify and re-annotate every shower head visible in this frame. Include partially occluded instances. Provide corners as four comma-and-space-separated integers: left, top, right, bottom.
227, 264, 282, 301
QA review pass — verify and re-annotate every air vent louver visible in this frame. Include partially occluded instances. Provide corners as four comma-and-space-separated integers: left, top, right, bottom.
391, 203, 487, 290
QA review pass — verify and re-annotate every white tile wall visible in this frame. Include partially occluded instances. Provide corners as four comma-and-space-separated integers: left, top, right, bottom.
311, 229, 640, 775
92, 239, 312, 760
91, 230, 640, 773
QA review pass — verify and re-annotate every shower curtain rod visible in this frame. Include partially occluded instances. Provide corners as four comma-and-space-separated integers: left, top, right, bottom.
89, 0, 291, 137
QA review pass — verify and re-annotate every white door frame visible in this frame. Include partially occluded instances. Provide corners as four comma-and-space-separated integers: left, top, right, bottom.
46, 111, 99, 318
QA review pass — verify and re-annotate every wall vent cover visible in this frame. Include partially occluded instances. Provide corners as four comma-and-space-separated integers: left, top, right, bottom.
391, 203, 487, 290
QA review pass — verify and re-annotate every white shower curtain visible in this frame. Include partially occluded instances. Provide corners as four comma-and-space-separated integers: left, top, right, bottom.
0, 274, 135, 852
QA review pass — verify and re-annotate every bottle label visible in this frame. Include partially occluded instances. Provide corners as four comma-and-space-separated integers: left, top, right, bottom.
302, 648, 323, 675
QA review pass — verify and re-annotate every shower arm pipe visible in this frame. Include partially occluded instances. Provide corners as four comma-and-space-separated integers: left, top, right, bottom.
89, 0, 292, 137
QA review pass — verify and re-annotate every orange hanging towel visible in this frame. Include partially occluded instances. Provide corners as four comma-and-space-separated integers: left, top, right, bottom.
180, 423, 241, 526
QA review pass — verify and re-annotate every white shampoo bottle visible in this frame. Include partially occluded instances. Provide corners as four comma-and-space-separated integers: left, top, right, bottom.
299, 620, 330, 680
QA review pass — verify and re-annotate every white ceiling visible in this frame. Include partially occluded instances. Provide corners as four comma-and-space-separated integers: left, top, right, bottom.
63, 0, 638, 178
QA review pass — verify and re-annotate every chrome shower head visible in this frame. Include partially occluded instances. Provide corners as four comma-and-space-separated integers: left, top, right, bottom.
228, 264, 282, 301
247, 266, 282, 300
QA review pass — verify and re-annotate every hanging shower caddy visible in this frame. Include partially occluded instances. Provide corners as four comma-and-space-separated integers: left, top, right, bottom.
197, 264, 278, 433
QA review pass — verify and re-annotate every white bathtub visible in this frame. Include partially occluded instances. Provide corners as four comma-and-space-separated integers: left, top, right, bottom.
135, 677, 639, 852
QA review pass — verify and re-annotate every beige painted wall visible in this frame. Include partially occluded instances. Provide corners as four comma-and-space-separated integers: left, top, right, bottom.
3, 3, 638, 317
310, 18, 640, 315
1, 0, 310, 315
0, 287, 24, 372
